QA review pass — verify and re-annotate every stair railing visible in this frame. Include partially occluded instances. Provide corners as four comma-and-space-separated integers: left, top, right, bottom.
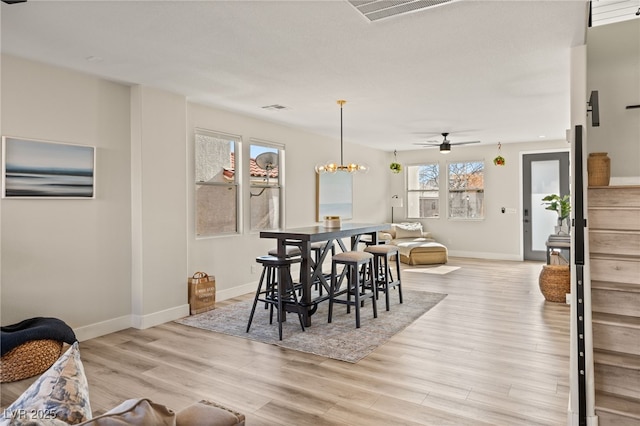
569, 124, 597, 425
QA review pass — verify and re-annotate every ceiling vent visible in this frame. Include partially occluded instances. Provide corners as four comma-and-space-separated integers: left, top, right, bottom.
348, 0, 454, 22
590, 0, 640, 26
261, 104, 289, 111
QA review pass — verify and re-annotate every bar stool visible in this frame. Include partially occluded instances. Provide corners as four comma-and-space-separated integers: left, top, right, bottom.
364, 245, 403, 311
246, 255, 305, 340
328, 251, 378, 328
268, 245, 302, 286
268, 246, 302, 258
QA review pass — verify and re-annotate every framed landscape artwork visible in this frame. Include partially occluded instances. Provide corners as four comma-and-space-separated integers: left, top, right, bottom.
316, 172, 353, 221
2, 136, 95, 199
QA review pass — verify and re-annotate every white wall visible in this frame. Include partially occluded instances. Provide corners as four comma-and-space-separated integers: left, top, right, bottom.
1, 53, 575, 339
389, 139, 569, 260
0, 55, 390, 338
0, 55, 132, 331
587, 19, 640, 182
186, 102, 389, 300
130, 86, 190, 329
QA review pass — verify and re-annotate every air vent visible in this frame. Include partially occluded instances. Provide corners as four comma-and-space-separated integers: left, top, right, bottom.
348, 0, 454, 22
591, 0, 640, 26
261, 104, 289, 111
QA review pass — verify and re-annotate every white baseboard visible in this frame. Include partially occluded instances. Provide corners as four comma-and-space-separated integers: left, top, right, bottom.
131, 304, 190, 329
610, 176, 640, 185
215, 282, 256, 301
73, 283, 257, 342
73, 315, 132, 342
448, 250, 523, 261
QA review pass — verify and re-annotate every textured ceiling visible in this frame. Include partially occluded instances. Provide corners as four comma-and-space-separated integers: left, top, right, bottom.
1, 0, 592, 152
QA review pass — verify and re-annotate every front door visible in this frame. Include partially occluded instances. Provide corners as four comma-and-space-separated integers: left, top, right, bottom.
523, 152, 570, 261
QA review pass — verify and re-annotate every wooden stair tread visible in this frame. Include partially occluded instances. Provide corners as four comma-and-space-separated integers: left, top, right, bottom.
590, 253, 640, 261
589, 185, 640, 189
590, 229, 640, 235
593, 312, 640, 329
595, 392, 640, 419
592, 280, 640, 293
590, 253, 640, 262
590, 206, 640, 210
595, 349, 640, 370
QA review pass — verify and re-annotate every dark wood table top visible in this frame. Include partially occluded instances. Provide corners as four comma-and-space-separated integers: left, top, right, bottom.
260, 222, 390, 242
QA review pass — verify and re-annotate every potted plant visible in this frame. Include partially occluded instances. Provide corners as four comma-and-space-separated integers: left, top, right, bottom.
541, 194, 571, 234
493, 155, 505, 166
390, 150, 402, 174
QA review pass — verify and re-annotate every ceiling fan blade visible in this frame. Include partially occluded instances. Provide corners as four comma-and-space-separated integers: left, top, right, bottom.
450, 140, 481, 145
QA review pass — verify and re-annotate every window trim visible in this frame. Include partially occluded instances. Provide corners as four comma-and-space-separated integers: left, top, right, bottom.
406, 162, 441, 220
248, 138, 286, 232
194, 128, 243, 238
446, 159, 485, 221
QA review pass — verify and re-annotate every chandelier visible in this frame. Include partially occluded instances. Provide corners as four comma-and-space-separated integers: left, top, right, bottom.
315, 100, 368, 174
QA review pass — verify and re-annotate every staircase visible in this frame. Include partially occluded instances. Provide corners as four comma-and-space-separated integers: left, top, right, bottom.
589, 185, 640, 425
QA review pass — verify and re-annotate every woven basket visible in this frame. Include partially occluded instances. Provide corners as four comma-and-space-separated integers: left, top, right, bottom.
0, 339, 63, 383
539, 265, 570, 303
587, 152, 610, 186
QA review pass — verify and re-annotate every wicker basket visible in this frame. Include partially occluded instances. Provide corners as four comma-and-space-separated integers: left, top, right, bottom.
0, 339, 63, 383
587, 152, 610, 187
539, 265, 570, 303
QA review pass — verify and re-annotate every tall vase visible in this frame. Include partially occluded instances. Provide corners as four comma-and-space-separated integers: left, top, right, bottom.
587, 152, 610, 186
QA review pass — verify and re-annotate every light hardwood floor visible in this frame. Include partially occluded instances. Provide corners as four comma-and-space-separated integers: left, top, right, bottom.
1, 258, 571, 425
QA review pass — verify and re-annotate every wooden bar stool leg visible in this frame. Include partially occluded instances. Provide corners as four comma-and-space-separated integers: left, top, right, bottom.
246, 267, 268, 333
369, 258, 378, 320
354, 263, 361, 328
395, 254, 403, 304
328, 260, 337, 324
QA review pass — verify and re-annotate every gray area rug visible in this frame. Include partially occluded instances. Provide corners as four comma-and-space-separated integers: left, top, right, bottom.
176, 289, 446, 363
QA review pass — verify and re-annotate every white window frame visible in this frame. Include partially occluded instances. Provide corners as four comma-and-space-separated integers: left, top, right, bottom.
406, 162, 440, 219
248, 138, 285, 232
194, 128, 242, 238
447, 160, 485, 220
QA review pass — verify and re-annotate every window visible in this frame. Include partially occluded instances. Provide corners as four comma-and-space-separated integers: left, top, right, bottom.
448, 161, 484, 219
407, 163, 440, 218
195, 129, 241, 237
249, 140, 283, 231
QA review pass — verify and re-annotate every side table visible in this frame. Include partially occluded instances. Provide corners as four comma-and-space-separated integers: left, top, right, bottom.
546, 234, 571, 264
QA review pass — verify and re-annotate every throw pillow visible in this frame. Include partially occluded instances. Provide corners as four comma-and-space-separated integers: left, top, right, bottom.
77, 398, 176, 425
1, 342, 91, 425
394, 222, 423, 239
176, 400, 245, 426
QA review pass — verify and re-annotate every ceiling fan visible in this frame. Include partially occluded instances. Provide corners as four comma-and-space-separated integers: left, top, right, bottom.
414, 132, 480, 154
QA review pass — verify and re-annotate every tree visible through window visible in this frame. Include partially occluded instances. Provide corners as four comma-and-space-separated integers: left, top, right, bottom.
448, 161, 484, 219
407, 163, 440, 218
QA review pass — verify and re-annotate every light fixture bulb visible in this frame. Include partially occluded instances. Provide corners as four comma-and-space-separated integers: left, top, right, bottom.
314, 100, 369, 174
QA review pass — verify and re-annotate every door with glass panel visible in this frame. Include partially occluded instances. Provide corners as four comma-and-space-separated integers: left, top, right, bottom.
522, 152, 570, 261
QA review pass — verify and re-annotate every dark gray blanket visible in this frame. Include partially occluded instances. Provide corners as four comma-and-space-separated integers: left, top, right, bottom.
1, 317, 77, 356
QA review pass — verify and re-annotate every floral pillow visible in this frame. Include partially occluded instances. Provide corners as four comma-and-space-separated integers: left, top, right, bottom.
1, 342, 91, 425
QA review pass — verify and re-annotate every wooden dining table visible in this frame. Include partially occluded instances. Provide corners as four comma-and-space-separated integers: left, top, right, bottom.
260, 222, 389, 326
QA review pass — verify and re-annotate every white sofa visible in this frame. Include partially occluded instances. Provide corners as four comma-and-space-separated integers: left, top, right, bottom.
378, 223, 448, 266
